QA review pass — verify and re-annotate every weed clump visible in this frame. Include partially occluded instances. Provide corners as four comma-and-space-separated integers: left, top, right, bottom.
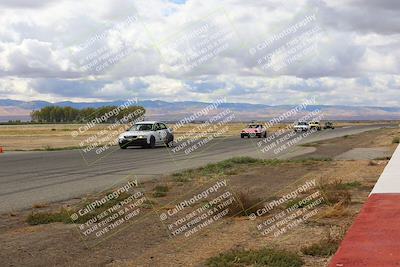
318, 180, 351, 206
27, 192, 135, 225
27, 209, 72, 225
153, 185, 169, 197
301, 230, 342, 256
206, 247, 304, 267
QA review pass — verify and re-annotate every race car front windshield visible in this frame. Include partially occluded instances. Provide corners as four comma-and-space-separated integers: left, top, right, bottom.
130, 124, 154, 131
247, 125, 259, 128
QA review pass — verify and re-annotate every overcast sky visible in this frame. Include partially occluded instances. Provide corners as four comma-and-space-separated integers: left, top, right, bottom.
0, 0, 399, 106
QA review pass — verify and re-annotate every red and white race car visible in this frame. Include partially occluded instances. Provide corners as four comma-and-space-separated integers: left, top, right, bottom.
241, 124, 267, 138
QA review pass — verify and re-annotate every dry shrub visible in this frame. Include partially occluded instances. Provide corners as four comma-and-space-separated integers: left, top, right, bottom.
153, 185, 169, 197
318, 179, 351, 206
318, 202, 350, 219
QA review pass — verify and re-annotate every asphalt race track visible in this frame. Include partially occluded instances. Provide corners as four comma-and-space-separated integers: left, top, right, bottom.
0, 124, 393, 213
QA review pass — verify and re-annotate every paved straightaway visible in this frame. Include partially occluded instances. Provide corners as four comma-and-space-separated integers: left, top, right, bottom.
0, 124, 391, 213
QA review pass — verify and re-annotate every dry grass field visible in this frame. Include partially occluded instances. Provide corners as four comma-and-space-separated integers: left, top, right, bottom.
0, 121, 395, 151
0, 124, 108, 151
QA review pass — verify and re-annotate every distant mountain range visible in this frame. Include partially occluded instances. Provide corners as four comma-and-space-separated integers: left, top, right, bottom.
0, 98, 399, 122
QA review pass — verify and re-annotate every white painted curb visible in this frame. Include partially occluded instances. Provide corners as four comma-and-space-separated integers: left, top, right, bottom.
370, 144, 400, 195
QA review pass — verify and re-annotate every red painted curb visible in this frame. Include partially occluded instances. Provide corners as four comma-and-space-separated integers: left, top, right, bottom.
329, 193, 400, 267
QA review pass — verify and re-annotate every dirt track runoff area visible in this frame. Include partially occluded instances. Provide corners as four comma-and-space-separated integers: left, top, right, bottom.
0, 127, 399, 267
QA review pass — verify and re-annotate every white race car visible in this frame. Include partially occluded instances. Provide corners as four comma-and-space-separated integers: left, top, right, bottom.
308, 121, 322, 131
293, 121, 309, 132
118, 121, 174, 149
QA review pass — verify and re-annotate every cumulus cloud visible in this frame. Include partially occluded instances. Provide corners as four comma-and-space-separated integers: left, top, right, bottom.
0, 0, 56, 8
0, 0, 398, 106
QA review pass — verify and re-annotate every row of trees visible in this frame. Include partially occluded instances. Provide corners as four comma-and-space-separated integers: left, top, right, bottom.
30, 105, 145, 123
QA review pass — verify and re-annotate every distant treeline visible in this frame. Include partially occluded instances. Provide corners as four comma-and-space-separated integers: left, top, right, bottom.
30, 105, 145, 123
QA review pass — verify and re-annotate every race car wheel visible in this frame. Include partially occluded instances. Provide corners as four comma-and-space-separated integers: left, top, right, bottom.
119, 144, 127, 149
264, 132, 267, 138
241, 134, 245, 138
166, 134, 174, 147
249, 133, 256, 138
149, 136, 156, 148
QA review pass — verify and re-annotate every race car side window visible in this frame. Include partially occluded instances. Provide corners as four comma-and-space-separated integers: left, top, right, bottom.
156, 123, 165, 130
